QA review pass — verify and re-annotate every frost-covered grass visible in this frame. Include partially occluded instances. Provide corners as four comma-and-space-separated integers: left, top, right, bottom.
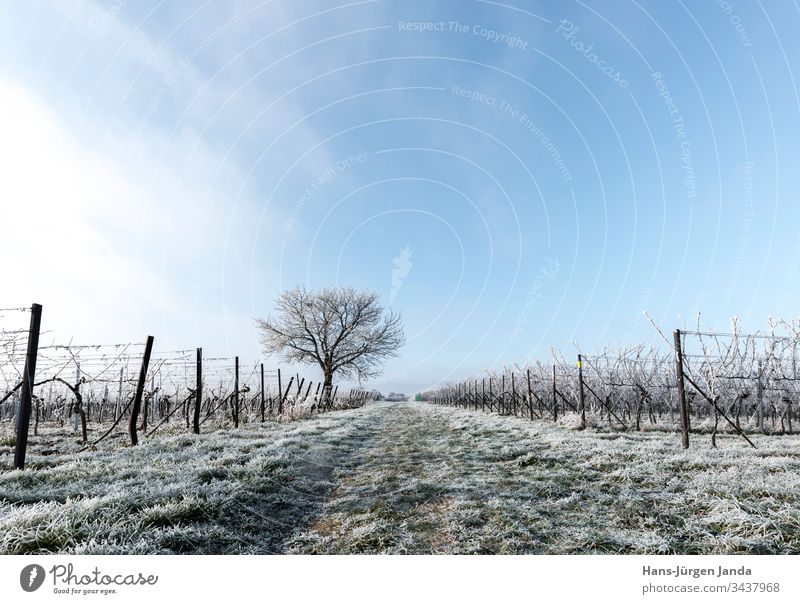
1, 402, 798, 554
0, 409, 377, 554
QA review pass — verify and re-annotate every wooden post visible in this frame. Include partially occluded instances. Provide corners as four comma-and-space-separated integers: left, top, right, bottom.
277, 368, 283, 415
481, 379, 486, 412
13, 303, 42, 470
756, 360, 765, 433
635, 388, 644, 431
577, 355, 586, 430
260, 363, 265, 422
129, 336, 154, 446
501, 374, 506, 415
99, 384, 108, 423
674, 330, 690, 449
552, 364, 558, 422
141, 375, 152, 432
234, 356, 239, 428
281, 376, 294, 414
193, 348, 202, 434
511, 373, 517, 415
527, 368, 534, 421
75, 362, 82, 430
115, 367, 123, 422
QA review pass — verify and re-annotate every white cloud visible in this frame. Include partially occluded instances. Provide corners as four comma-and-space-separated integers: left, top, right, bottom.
0, 80, 171, 340
0, 78, 272, 354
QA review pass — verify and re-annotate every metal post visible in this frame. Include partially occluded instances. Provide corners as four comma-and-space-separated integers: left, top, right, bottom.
14, 303, 42, 470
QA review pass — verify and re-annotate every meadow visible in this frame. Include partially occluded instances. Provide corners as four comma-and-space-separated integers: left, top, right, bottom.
1, 401, 797, 554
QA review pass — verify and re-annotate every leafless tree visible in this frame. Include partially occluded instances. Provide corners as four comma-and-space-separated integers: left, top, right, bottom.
256, 286, 405, 403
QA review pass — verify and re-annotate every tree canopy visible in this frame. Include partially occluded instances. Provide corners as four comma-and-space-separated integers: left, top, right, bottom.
256, 286, 405, 393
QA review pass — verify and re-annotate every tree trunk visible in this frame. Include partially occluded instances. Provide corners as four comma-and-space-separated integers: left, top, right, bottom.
322, 366, 333, 410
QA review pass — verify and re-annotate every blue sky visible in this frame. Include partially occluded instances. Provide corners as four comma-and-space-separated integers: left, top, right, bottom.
1, 0, 799, 393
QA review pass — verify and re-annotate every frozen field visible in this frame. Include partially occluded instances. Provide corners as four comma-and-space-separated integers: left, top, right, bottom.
0, 401, 798, 554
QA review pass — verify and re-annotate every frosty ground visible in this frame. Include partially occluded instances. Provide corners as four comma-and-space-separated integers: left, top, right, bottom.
0, 401, 798, 554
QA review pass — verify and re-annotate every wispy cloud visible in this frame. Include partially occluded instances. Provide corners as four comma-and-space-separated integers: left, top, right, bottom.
390, 245, 413, 302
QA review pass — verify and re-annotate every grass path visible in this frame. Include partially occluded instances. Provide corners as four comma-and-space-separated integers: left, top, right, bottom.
1, 401, 798, 554
286, 402, 800, 554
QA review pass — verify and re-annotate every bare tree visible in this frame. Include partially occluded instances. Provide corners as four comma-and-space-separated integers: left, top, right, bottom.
256, 286, 405, 403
